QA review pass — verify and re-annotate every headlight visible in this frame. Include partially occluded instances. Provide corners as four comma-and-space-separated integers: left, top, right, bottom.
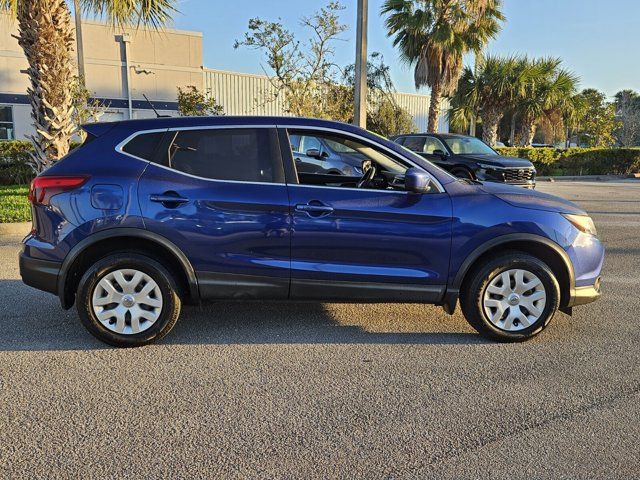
563, 214, 597, 236
478, 163, 501, 170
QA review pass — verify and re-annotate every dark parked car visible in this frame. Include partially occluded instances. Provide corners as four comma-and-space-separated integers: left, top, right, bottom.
20, 117, 603, 347
392, 133, 536, 188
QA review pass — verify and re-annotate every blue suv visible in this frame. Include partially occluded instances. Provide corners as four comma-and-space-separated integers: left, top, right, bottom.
20, 117, 604, 347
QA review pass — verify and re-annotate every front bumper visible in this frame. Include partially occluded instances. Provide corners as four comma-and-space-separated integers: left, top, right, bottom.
568, 276, 602, 307
19, 252, 61, 296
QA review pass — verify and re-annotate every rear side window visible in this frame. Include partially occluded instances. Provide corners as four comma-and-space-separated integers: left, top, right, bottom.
122, 132, 164, 160
168, 128, 283, 183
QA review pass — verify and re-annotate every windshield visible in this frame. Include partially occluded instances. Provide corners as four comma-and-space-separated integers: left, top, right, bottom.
444, 137, 497, 155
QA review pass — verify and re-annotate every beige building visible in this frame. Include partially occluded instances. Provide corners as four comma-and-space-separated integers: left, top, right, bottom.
0, 14, 203, 140
0, 14, 445, 141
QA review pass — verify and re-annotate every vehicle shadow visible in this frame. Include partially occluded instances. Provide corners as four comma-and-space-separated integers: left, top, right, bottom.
0, 280, 486, 352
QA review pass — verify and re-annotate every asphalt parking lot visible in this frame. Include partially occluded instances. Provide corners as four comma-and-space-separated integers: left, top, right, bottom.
1, 181, 638, 479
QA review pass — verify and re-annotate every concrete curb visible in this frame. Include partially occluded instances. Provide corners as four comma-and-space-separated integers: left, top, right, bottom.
538, 175, 640, 182
0, 222, 30, 236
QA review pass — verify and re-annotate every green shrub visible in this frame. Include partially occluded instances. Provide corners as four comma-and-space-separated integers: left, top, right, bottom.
496, 147, 640, 176
0, 141, 34, 185
0, 184, 30, 223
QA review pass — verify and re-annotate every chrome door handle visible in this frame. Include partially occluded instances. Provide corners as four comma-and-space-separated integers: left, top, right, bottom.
295, 202, 334, 217
149, 192, 189, 207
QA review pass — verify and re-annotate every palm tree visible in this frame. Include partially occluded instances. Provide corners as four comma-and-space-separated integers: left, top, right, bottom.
449, 54, 530, 146
1, 0, 176, 172
381, 0, 504, 133
515, 57, 579, 146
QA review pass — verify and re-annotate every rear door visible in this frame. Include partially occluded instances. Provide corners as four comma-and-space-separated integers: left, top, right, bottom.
134, 126, 291, 299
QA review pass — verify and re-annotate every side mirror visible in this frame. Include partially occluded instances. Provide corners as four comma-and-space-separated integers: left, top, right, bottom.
404, 167, 433, 194
432, 149, 447, 158
306, 148, 323, 159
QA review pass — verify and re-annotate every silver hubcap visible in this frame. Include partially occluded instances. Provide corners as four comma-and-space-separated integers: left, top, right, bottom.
483, 269, 546, 332
91, 269, 163, 335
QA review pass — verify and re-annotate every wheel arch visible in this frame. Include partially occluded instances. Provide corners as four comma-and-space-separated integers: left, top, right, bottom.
444, 234, 574, 314
58, 228, 199, 309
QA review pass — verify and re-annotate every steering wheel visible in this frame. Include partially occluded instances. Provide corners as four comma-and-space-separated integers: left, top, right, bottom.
357, 161, 377, 189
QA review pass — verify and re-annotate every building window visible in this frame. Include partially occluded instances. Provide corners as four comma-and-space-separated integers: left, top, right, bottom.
0, 106, 15, 140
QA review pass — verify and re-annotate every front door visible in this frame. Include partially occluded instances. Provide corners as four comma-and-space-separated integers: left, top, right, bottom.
283, 129, 453, 302
137, 127, 291, 299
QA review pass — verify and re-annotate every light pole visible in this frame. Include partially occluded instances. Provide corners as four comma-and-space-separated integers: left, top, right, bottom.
353, 0, 368, 128
73, 0, 85, 85
469, 50, 483, 137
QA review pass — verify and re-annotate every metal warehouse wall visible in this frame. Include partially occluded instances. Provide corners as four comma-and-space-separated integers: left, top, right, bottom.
204, 69, 288, 117
203, 68, 448, 133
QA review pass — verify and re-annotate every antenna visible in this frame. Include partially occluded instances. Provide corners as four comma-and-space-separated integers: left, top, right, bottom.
142, 94, 170, 118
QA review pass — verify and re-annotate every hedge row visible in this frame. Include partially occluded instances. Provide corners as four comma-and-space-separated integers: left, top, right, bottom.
495, 147, 640, 176
0, 140, 84, 185
0, 141, 34, 185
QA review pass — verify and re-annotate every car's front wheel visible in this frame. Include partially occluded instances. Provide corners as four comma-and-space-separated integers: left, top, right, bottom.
460, 252, 560, 342
76, 253, 181, 347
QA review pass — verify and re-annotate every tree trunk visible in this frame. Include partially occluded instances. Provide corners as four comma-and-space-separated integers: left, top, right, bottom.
517, 117, 537, 146
481, 108, 503, 146
427, 81, 443, 133
509, 113, 516, 146
16, 0, 75, 172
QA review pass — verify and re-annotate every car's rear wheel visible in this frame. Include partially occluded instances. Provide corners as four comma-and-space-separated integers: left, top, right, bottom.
76, 254, 181, 347
460, 252, 560, 342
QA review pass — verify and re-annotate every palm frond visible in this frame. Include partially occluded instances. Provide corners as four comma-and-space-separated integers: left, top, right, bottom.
0, 0, 17, 12
79, 0, 178, 29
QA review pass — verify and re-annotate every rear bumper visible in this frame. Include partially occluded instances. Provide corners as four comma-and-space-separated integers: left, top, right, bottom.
19, 252, 61, 296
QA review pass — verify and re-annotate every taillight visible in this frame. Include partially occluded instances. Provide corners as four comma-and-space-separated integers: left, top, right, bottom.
28, 176, 89, 206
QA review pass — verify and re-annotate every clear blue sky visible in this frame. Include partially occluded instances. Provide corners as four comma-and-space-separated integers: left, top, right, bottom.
169, 0, 638, 98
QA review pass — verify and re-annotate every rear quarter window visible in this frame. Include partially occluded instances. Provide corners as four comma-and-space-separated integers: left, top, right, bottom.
122, 132, 165, 161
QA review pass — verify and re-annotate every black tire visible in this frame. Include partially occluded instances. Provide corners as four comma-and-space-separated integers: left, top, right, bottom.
76, 253, 181, 347
451, 167, 474, 180
460, 251, 560, 342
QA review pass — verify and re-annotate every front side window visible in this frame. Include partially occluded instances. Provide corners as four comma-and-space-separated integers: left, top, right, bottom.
288, 130, 410, 191
300, 136, 322, 153
424, 137, 448, 154
0, 106, 14, 140
168, 128, 282, 183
